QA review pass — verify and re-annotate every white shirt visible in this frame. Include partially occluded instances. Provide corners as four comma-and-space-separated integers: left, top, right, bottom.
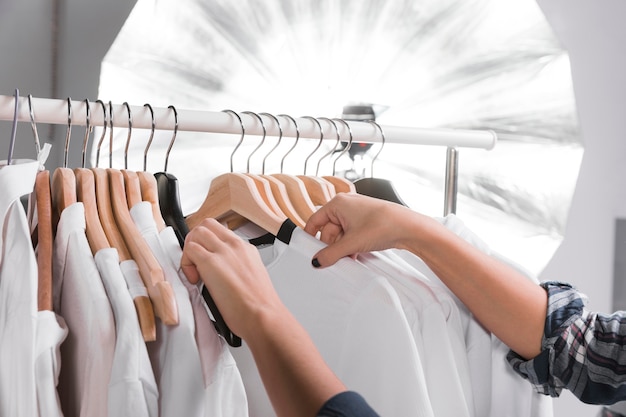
35, 311, 69, 417
357, 250, 474, 417
129, 202, 207, 417
53, 202, 116, 417
0, 159, 40, 417
94, 248, 159, 417
391, 214, 553, 417
159, 226, 249, 417
235, 222, 431, 417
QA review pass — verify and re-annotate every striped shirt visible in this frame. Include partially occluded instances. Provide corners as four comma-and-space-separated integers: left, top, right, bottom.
507, 281, 626, 405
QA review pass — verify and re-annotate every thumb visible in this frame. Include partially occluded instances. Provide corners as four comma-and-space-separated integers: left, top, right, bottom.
312, 238, 358, 268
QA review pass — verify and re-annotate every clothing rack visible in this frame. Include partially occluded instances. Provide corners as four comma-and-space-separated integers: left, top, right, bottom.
0, 94, 497, 215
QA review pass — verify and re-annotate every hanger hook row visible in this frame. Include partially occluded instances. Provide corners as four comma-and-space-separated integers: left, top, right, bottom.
222, 109, 244, 173
331, 118, 353, 176
259, 112, 282, 175
143, 103, 155, 172
81, 99, 92, 168
316, 117, 340, 176
301, 116, 323, 176
241, 111, 266, 174
164, 104, 178, 172
277, 114, 299, 174
94, 100, 107, 168
367, 120, 385, 178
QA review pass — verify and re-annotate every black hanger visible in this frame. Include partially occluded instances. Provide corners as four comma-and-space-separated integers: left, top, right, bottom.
154, 106, 241, 347
353, 120, 408, 206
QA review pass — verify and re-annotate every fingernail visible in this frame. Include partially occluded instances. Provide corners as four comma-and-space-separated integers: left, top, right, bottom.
311, 258, 321, 268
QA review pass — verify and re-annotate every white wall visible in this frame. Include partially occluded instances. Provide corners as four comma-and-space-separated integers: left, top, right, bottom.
1, 1, 625, 416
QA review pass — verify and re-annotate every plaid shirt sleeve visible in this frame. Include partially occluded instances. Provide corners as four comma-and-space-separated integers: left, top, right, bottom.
507, 281, 626, 405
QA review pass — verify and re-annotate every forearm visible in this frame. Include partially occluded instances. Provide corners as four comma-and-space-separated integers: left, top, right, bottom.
401, 214, 548, 359
245, 305, 346, 417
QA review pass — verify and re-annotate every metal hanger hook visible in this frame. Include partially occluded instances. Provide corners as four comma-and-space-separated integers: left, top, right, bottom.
276, 114, 299, 174
316, 117, 340, 176
259, 112, 283, 175
63, 97, 72, 168
81, 99, 92, 168
331, 118, 353, 176
142, 103, 155, 172
94, 100, 108, 168
27, 94, 41, 156
7, 88, 19, 166
164, 105, 178, 172
367, 120, 385, 178
122, 102, 133, 170
301, 116, 323, 176
241, 111, 266, 174
222, 109, 244, 173
108, 101, 114, 168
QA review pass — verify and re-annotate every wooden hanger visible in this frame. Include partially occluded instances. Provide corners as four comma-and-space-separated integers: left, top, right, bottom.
185, 172, 287, 236
107, 168, 179, 325
260, 174, 306, 228
269, 173, 317, 222
296, 174, 335, 205
322, 175, 355, 194
35, 171, 53, 311
51, 167, 77, 232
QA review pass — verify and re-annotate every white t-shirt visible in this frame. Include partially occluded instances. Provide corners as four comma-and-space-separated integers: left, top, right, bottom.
234, 221, 431, 417
159, 226, 249, 417
129, 202, 207, 417
94, 248, 159, 417
0, 159, 40, 416
53, 202, 116, 417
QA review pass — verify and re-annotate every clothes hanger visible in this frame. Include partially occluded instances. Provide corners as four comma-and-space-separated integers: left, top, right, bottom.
258, 112, 306, 228
240, 110, 287, 219
353, 120, 408, 206
90, 102, 157, 341
75, 99, 110, 254
51, 98, 77, 232
28, 94, 54, 312
137, 103, 166, 232
154, 105, 189, 246
119, 102, 144, 211
269, 114, 317, 222
317, 117, 356, 194
296, 116, 335, 206
105, 102, 179, 326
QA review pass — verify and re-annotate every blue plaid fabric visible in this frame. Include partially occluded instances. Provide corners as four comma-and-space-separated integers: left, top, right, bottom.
508, 281, 626, 405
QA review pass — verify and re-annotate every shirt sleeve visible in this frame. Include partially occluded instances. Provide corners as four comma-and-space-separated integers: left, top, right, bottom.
507, 281, 626, 405
317, 391, 381, 417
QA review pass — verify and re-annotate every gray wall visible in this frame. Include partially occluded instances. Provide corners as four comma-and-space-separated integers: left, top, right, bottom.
0, 1, 624, 416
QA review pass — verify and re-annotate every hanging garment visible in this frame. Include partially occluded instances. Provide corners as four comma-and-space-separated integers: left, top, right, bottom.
233, 220, 432, 417
356, 250, 475, 417
53, 202, 116, 417
390, 214, 554, 417
159, 226, 249, 417
129, 202, 220, 417
93, 248, 159, 417
0, 159, 40, 416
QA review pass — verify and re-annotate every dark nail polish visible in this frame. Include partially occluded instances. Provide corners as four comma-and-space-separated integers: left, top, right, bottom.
312, 258, 321, 268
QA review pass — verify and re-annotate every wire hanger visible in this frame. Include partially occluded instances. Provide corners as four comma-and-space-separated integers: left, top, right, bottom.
106, 104, 179, 326
6, 88, 19, 165
51, 97, 77, 232
28, 95, 54, 311
120, 102, 144, 211
296, 116, 335, 206
353, 120, 407, 206
270, 114, 317, 222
